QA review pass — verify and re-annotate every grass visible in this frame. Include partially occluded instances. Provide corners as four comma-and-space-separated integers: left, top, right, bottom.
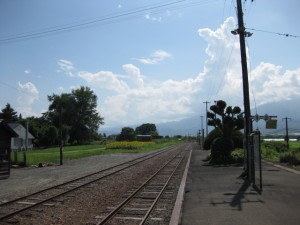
261, 141, 300, 170
11, 139, 182, 166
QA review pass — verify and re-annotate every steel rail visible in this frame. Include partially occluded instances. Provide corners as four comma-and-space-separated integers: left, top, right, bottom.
0, 144, 181, 222
96, 145, 189, 225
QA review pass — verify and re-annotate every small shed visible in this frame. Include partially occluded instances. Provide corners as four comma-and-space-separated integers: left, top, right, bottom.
7, 123, 34, 151
137, 135, 152, 142
0, 120, 18, 179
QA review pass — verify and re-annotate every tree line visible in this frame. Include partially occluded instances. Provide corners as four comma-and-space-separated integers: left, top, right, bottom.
0, 86, 104, 147
116, 123, 159, 141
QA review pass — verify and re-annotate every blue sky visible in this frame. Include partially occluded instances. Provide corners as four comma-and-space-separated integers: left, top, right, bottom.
1, 0, 300, 129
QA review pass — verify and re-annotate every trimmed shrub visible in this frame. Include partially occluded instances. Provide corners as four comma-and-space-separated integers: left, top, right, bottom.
203, 128, 223, 150
210, 137, 234, 163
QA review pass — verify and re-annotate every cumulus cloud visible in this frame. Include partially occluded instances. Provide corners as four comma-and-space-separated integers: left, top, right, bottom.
76, 16, 300, 127
250, 63, 300, 105
136, 50, 172, 65
78, 70, 129, 94
17, 82, 39, 117
197, 16, 300, 107
77, 62, 203, 126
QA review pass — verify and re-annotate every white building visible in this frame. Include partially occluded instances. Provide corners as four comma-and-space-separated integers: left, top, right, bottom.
8, 123, 34, 151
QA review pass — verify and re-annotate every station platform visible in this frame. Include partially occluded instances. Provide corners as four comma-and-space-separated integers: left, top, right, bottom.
179, 148, 300, 225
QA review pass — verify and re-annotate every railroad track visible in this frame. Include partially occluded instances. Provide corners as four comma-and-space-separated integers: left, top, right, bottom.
96, 143, 192, 225
0, 144, 184, 223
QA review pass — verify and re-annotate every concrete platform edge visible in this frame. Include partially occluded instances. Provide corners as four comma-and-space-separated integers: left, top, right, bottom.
169, 148, 193, 225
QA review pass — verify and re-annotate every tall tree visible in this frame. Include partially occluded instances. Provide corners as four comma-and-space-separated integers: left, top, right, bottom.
116, 127, 135, 141
0, 103, 18, 123
135, 123, 157, 135
47, 86, 104, 144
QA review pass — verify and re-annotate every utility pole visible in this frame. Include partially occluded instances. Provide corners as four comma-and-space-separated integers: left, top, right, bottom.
282, 117, 291, 149
233, 0, 253, 181
203, 101, 210, 136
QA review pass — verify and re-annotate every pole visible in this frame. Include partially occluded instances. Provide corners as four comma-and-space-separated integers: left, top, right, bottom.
235, 0, 252, 181
59, 105, 63, 166
203, 101, 210, 136
282, 117, 291, 149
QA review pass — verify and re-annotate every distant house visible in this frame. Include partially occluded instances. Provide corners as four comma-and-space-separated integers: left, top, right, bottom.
0, 120, 18, 151
7, 123, 34, 151
136, 135, 152, 142
0, 121, 18, 178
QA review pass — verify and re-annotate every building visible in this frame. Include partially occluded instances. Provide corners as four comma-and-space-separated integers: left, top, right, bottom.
136, 135, 152, 142
7, 123, 34, 151
0, 121, 18, 179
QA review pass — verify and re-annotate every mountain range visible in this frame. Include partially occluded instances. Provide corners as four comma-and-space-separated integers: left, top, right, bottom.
101, 99, 300, 136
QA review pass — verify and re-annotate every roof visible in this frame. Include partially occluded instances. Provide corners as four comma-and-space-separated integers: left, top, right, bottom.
0, 121, 18, 137
7, 123, 34, 139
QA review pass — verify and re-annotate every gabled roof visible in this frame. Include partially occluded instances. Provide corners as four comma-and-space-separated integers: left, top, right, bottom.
7, 123, 34, 139
0, 120, 18, 137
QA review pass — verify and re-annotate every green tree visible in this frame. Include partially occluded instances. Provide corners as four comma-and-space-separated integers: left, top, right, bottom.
0, 103, 18, 123
47, 86, 104, 144
116, 127, 136, 141
135, 123, 157, 135
46, 125, 58, 145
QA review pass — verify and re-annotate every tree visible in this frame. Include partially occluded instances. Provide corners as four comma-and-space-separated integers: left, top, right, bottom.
116, 127, 135, 141
205, 100, 244, 162
47, 86, 104, 144
46, 125, 58, 145
135, 123, 157, 135
0, 103, 18, 123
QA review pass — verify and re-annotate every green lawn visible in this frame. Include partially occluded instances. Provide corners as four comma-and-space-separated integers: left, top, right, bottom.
11, 139, 182, 166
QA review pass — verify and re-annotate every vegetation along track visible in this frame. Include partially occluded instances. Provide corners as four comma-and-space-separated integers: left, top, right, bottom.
0, 143, 191, 224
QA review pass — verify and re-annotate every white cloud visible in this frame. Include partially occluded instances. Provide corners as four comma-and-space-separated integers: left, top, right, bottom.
197, 16, 300, 108
144, 13, 162, 22
136, 50, 172, 65
24, 70, 30, 74
78, 70, 129, 94
17, 82, 39, 117
57, 59, 75, 76
77, 16, 300, 127
78, 63, 203, 126
250, 63, 300, 105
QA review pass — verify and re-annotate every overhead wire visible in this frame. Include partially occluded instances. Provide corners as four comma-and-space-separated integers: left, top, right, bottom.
0, 0, 221, 45
245, 27, 300, 38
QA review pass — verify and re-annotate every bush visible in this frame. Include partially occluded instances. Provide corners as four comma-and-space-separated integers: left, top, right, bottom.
279, 152, 300, 166
210, 137, 234, 163
203, 128, 223, 150
262, 141, 287, 153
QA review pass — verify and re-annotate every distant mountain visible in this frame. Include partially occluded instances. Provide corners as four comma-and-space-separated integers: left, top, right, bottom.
252, 99, 300, 135
100, 99, 300, 136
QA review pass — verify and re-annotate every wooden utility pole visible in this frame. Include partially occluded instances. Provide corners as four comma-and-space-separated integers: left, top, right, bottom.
203, 101, 210, 136
282, 117, 291, 149
234, 0, 253, 181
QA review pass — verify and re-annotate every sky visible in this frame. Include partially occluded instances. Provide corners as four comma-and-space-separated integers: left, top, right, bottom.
0, 0, 300, 130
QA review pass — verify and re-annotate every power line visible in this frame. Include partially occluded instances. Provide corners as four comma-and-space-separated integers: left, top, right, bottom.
246, 27, 300, 38
0, 0, 219, 44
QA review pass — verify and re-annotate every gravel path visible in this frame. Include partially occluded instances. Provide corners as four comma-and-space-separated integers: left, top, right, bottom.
0, 152, 147, 202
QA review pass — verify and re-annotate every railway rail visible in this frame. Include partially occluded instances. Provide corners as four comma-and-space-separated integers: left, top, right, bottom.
96, 144, 192, 225
0, 144, 183, 223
